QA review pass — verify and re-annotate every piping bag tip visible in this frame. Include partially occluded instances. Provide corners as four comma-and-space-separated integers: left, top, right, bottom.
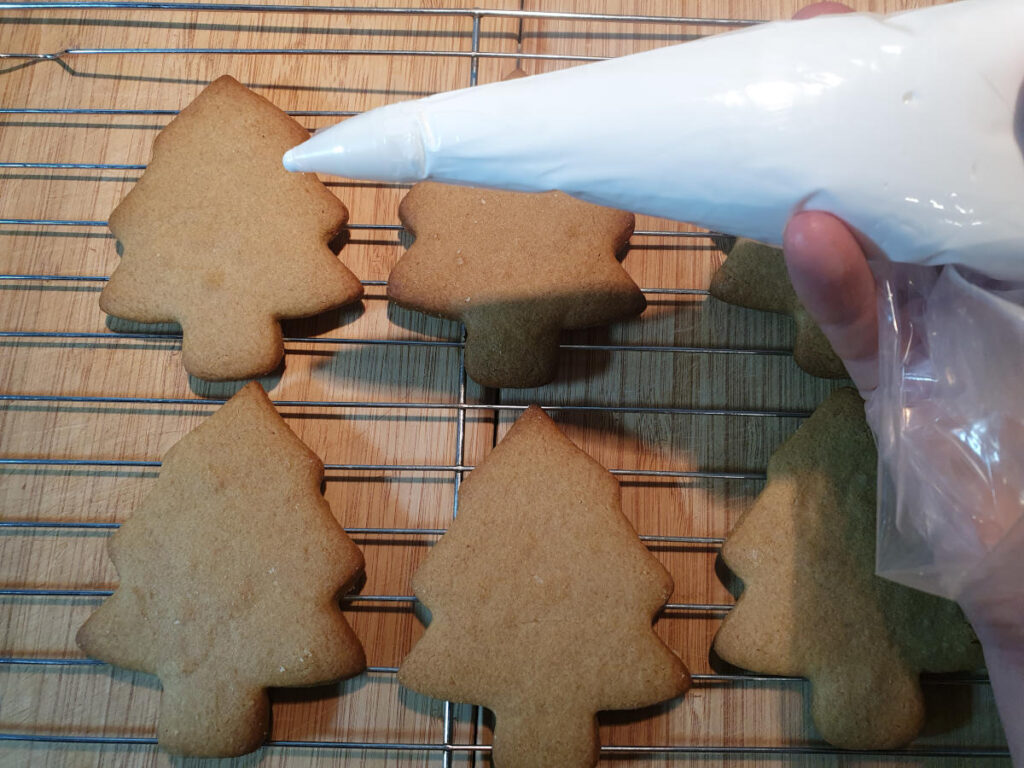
281, 146, 303, 173
281, 106, 427, 181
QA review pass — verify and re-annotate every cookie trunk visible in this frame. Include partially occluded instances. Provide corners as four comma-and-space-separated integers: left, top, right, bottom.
492, 707, 599, 768
463, 316, 561, 389
158, 676, 269, 757
809, 663, 924, 749
179, 314, 284, 381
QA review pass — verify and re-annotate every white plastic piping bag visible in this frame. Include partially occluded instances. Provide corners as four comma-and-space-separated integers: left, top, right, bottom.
283, 0, 1024, 282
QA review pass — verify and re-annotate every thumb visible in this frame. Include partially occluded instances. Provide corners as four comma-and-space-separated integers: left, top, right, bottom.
783, 211, 879, 393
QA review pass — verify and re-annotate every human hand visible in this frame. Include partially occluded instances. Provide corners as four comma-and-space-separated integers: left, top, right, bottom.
783, 6, 1023, 764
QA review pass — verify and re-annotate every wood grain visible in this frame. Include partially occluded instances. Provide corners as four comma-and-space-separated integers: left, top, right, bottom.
0, 1, 1009, 766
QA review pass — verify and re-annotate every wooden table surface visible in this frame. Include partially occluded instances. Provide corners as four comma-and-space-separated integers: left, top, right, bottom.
0, 0, 1010, 766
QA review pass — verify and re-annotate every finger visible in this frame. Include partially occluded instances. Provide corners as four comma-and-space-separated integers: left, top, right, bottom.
783, 211, 879, 393
793, 2, 853, 20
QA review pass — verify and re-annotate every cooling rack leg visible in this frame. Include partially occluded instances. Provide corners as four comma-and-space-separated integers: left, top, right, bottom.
445, 16, 482, 767
443, 332, 469, 768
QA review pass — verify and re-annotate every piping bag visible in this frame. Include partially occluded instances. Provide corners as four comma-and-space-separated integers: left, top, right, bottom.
285, 0, 1024, 756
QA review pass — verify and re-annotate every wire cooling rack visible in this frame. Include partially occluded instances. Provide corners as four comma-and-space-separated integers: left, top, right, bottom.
0, 1, 1011, 765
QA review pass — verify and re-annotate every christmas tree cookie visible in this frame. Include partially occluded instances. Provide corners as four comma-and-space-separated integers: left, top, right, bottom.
399, 405, 689, 768
76, 382, 366, 757
714, 388, 982, 748
102, 75, 363, 381
388, 184, 643, 388
710, 238, 846, 378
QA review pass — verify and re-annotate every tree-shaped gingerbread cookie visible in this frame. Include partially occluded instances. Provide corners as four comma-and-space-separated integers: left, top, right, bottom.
388, 184, 644, 388
714, 388, 982, 748
710, 238, 846, 378
102, 75, 363, 381
399, 405, 689, 768
76, 382, 366, 757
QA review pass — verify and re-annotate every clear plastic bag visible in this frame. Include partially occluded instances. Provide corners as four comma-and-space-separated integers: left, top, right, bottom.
869, 262, 1024, 763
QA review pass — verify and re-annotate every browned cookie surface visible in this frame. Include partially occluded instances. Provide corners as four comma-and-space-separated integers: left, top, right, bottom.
710, 238, 846, 378
389, 184, 643, 388
101, 75, 363, 381
399, 405, 689, 768
76, 382, 366, 757
714, 388, 982, 749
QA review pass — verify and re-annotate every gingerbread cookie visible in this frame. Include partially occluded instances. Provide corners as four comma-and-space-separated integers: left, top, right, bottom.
714, 388, 982, 749
76, 382, 366, 757
388, 184, 643, 388
709, 238, 846, 378
399, 405, 689, 768
102, 75, 363, 381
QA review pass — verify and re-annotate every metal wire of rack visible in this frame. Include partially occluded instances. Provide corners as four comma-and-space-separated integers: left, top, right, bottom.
0, 1, 1009, 764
